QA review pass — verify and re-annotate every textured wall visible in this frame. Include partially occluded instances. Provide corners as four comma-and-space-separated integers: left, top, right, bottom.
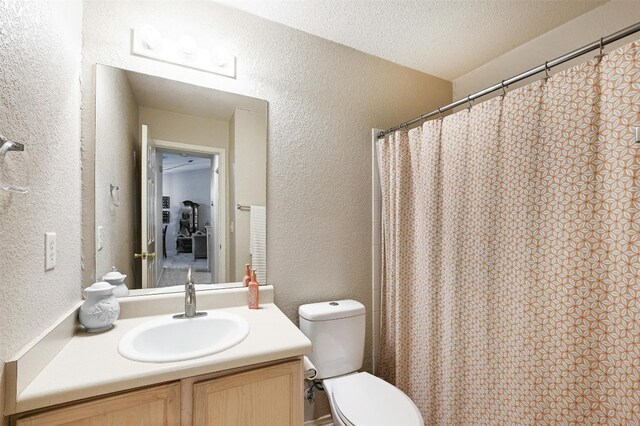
81, 0, 450, 320
0, 0, 83, 419
453, 0, 640, 99
79, 1, 451, 420
95, 65, 139, 286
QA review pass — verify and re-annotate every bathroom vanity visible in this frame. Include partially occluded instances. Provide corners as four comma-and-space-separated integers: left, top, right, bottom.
5, 286, 311, 426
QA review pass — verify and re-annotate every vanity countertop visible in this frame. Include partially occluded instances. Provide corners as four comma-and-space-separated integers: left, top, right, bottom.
15, 303, 311, 413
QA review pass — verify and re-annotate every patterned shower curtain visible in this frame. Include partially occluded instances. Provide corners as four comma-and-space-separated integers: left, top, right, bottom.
377, 39, 640, 425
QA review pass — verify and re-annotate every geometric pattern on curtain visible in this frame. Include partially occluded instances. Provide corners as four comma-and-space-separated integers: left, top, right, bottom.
377, 39, 640, 425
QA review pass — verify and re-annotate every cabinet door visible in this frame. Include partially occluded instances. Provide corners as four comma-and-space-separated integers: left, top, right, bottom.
15, 383, 180, 426
193, 360, 303, 426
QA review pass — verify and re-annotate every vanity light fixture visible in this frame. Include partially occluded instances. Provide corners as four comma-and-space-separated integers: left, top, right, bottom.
178, 34, 198, 58
132, 26, 236, 78
139, 25, 162, 51
212, 46, 231, 66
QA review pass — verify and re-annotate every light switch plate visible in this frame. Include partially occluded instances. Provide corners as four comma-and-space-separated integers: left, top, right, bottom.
45, 232, 56, 271
97, 226, 104, 251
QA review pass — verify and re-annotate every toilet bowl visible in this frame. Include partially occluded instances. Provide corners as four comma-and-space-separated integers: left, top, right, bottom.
299, 300, 423, 426
323, 372, 423, 426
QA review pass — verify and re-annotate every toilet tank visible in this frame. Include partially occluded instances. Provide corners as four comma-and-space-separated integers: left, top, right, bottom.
299, 300, 365, 380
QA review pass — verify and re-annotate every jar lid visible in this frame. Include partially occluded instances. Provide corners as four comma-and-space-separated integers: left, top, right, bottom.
86, 281, 115, 293
103, 266, 126, 281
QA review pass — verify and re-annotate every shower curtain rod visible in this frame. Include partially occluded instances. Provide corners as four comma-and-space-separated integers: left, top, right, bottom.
377, 21, 640, 139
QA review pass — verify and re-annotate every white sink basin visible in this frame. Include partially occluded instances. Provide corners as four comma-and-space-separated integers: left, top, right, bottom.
118, 311, 250, 363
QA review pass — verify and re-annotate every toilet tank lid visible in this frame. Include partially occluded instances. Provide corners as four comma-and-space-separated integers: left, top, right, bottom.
299, 300, 365, 321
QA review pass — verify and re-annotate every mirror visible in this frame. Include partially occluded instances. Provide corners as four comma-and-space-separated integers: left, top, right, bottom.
94, 65, 267, 296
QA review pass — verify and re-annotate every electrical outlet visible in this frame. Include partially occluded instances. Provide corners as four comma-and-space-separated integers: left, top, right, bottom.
97, 226, 104, 251
45, 232, 56, 271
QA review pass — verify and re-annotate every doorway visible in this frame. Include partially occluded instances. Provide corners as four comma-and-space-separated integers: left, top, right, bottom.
152, 139, 226, 288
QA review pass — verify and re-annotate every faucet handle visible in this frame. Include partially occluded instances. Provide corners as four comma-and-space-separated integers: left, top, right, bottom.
187, 265, 193, 285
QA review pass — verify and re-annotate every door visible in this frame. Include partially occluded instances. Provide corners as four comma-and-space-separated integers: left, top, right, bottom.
193, 360, 303, 426
15, 383, 180, 425
140, 124, 157, 289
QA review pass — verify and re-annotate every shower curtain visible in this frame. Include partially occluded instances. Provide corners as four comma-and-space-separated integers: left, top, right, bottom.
377, 39, 640, 425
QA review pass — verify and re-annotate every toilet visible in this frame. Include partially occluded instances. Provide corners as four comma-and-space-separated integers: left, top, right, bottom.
299, 300, 423, 426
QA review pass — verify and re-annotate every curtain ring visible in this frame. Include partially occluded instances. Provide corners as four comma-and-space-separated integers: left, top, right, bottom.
437, 108, 444, 120
501, 80, 507, 97
595, 37, 605, 62
466, 95, 473, 111
544, 61, 550, 81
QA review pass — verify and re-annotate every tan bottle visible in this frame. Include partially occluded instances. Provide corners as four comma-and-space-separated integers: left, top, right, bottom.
248, 269, 259, 309
243, 264, 251, 287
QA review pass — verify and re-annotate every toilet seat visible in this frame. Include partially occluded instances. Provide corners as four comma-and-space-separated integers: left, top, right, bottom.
328, 372, 423, 426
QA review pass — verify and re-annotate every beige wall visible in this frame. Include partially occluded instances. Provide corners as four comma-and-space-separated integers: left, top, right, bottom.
139, 107, 229, 150
95, 65, 139, 287
454, 0, 640, 99
80, 2, 450, 420
80, 0, 450, 320
0, 0, 83, 420
229, 109, 267, 281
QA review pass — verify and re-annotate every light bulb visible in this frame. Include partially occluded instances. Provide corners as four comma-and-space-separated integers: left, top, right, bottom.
140, 25, 161, 51
212, 46, 231, 66
178, 34, 198, 58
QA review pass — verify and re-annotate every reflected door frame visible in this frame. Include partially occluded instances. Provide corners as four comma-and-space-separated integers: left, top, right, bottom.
154, 138, 227, 285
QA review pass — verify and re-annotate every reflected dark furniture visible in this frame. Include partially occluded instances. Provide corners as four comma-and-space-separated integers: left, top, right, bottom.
176, 236, 192, 253
162, 225, 168, 259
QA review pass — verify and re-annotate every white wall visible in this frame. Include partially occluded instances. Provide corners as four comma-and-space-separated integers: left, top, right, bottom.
454, 0, 640, 99
95, 65, 139, 287
0, 0, 83, 420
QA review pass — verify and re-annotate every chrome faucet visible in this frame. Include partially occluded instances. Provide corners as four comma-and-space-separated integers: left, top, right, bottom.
173, 266, 207, 319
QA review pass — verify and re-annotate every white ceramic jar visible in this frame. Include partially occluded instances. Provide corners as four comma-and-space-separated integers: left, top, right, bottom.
79, 282, 121, 332
102, 266, 129, 297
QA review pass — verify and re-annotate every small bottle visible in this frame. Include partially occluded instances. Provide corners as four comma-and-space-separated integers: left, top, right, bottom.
243, 264, 251, 287
248, 269, 259, 309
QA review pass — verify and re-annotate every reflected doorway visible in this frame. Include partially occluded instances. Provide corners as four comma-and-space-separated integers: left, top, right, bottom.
148, 138, 226, 288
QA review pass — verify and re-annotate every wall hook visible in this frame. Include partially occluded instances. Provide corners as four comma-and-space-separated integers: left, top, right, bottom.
110, 183, 120, 207
0, 134, 28, 194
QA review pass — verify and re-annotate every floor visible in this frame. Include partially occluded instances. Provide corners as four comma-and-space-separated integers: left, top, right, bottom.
158, 253, 211, 288
157, 268, 213, 287
163, 253, 209, 270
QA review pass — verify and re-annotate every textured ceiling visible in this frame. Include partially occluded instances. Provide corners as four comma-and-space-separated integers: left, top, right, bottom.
214, 0, 607, 80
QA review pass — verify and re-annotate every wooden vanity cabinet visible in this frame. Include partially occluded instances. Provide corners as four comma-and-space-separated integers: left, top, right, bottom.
14, 383, 180, 426
193, 360, 303, 426
12, 359, 303, 426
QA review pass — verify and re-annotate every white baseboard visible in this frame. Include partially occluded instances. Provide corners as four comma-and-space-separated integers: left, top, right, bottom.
304, 414, 333, 426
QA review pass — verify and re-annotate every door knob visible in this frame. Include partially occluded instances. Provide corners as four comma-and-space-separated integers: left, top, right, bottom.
134, 252, 156, 260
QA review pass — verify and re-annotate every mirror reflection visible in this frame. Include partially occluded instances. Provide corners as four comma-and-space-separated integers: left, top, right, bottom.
94, 65, 267, 295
